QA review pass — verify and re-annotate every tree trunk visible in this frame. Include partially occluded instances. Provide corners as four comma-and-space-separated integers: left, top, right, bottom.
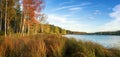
21, 18, 25, 36
0, 8, 2, 31
35, 24, 37, 34
20, 12, 23, 34
41, 24, 44, 33
0, 0, 3, 31
21, 8, 26, 36
5, 0, 8, 37
27, 23, 30, 35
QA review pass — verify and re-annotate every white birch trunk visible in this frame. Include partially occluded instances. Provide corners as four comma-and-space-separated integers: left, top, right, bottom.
5, 0, 8, 37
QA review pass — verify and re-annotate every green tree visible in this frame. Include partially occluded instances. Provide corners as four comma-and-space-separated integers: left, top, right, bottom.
0, 0, 17, 36
0, 0, 3, 31
44, 24, 50, 33
61, 29, 66, 34
55, 27, 60, 34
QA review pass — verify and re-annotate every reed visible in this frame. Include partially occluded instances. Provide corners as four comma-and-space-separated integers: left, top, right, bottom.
0, 34, 120, 57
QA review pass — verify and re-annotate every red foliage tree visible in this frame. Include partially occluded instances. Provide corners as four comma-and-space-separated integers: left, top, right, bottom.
22, 0, 45, 34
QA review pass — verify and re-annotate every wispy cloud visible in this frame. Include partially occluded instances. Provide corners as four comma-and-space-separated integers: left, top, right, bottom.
54, 4, 82, 11
54, 2, 91, 11
69, 7, 82, 11
59, 1, 72, 6
88, 16, 95, 20
48, 14, 67, 23
99, 4, 120, 31
79, 2, 92, 6
93, 10, 101, 15
47, 14, 91, 32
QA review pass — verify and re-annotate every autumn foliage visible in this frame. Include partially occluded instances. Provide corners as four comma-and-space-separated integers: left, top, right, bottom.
22, 0, 44, 24
0, 34, 120, 57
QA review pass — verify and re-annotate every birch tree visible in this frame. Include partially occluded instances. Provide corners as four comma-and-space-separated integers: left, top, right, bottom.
0, 0, 3, 31
22, 0, 45, 35
4, 0, 8, 37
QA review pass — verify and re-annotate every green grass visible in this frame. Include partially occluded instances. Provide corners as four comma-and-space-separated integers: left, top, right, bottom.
0, 34, 120, 57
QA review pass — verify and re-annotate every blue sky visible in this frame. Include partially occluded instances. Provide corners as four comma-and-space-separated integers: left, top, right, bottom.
43, 0, 120, 32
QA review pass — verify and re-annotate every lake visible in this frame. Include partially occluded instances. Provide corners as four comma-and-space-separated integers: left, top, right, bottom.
64, 35, 120, 48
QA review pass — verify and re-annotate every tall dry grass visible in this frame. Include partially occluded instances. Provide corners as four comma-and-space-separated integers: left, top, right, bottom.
0, 34, 120, 57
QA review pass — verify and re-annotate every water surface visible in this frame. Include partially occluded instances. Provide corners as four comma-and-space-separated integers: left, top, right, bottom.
64, 35, 120, 48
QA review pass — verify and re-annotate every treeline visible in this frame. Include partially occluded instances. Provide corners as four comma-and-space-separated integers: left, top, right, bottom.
0, 0, 47, 36
38, 24, 67, 34
66, 30, 87, 35
0, 0, 85, 36
43, 24, 87, 35
88, 31, 120, 35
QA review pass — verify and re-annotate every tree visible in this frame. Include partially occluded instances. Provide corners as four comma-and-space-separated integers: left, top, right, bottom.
0, 0, 17, 36
44, 24, 50, 33
7, 0, 17, 35
22, 0, 45, 35
0, 0, 46, 36
4, 0, 8, 37
0, 0, 3, 31
38, 13, 47, 33
61, 29, 66, 35
11, 0, 21, 33
55, 27, 60, 34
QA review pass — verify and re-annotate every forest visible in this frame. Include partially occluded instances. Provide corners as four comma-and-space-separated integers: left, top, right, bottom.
0, 0, 69, 36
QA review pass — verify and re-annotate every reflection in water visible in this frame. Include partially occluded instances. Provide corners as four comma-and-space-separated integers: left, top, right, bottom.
64, 35, 120, 48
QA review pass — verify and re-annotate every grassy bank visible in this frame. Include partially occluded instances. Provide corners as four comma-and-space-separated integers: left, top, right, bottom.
0, 34, 120, 57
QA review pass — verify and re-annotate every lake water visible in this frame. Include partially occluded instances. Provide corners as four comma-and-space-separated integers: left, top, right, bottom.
64, 35, 120, 48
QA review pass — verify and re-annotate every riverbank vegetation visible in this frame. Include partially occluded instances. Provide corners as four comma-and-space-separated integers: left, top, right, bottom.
0, 34, 120, 57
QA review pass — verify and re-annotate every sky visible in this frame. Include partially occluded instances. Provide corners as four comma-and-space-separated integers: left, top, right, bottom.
42, 0, 120, 33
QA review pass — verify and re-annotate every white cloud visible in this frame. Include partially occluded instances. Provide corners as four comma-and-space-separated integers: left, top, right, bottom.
47, 14, 92, 32
99, 4, 120, 31
69, 7, 82, 11
48, 14, 66, 23
54, 4, 82, 11
54, 2, 91, 11
87, 16, 95, 20
93, 10, 101, 15
60, 0, 91, 6
79, 2, 91, 6
59, 1, 72, 6
47, 4, 120, 32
